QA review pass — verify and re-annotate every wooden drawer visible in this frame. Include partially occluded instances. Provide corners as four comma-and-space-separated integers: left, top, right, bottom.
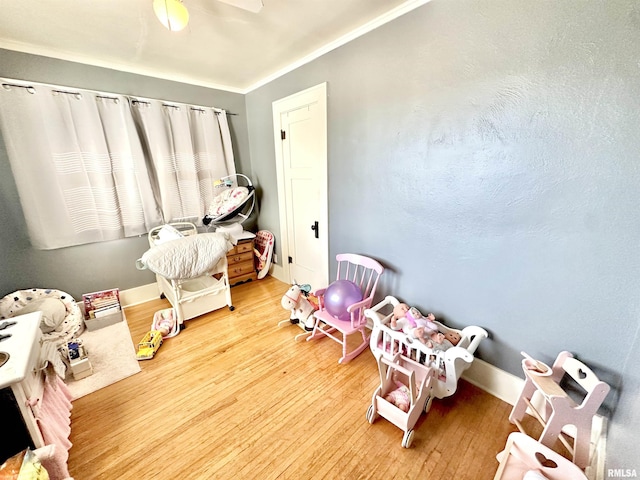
227, 250, 253, 264
228, 260, 256, 278
228, 241, 254, 256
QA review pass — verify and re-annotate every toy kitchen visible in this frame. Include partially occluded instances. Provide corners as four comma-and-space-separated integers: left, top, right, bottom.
0, 311, 47, 462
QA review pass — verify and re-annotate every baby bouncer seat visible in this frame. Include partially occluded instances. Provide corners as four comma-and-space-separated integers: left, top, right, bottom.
253, 230, 274, 280
202, 173, 255, 228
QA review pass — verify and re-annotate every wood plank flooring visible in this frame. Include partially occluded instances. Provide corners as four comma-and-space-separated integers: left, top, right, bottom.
67, 276, 518, 479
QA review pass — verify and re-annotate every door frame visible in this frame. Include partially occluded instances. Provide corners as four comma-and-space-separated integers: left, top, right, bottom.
272, 82, 328, 285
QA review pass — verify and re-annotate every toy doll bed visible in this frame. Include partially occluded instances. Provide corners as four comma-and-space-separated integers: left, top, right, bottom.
364, 295, 487, 399
136, 222, 235, 326
0, 288, 84, 378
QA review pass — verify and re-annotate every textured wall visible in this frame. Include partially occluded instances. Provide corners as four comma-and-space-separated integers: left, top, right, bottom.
0, 49, 249, 299
246, 0, 640, 468
1, 0, 638, 468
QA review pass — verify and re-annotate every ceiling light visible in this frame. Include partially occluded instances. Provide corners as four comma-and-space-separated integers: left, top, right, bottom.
153, 0, 189, 32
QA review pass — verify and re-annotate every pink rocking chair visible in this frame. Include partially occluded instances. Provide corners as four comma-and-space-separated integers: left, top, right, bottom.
307, 253, 384, 364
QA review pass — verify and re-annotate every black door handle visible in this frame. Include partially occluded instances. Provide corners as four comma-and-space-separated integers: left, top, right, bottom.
311, 221, 319, 239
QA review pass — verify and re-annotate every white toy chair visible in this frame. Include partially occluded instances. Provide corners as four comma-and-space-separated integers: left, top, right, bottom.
306, 253, 384, 363
509, 351, 610, 469
494, 432, 588, 480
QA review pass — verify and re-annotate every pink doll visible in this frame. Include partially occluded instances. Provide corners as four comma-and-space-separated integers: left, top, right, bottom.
408, 307, 439, 345
152, 308, 177, 338
391, 303, 439, 347
384, 380, 411, 412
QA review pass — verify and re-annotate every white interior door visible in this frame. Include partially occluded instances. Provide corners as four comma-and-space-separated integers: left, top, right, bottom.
273, 83, 328, 290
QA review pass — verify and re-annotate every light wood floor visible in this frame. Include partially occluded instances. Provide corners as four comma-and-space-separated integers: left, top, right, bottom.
67, 275, 519, 479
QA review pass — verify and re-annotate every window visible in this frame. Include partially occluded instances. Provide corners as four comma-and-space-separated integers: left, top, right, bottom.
0, 80, 235, 249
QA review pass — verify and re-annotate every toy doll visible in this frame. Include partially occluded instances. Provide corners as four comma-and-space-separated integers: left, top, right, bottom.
428, 329, 461, 353
152, 308, 178, 338
391, 303, 439, 347
384, 380, 411, 412
443, 330, 461, 346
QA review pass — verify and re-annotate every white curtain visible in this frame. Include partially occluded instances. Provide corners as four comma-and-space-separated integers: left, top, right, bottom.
130, 98, 236, 224
0, 83, 162, 250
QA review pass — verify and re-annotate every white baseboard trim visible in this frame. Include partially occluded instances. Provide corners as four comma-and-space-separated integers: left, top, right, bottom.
462, 357, 525, 406
269, 263, 287, 283
119, 283, 160, 308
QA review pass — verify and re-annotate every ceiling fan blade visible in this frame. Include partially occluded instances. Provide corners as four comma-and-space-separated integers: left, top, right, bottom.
217, 0, 263, 13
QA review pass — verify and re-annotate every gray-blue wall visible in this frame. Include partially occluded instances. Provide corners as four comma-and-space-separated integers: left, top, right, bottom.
0, 0, 638, 470
246, 0, 640, 471
0, 49, 249, 299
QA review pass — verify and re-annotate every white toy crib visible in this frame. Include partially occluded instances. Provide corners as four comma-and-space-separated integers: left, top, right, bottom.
365, 295, 488, 399
137, 222, 234, 327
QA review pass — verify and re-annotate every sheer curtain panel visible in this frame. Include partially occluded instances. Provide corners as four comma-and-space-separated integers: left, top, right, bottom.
130, 99, 236, 225
0, 83, 162, 250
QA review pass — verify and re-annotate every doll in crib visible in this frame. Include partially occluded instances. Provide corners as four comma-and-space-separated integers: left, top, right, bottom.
429, 330, 461, 352
426, 330, 461, 368
391, 303, 441, 347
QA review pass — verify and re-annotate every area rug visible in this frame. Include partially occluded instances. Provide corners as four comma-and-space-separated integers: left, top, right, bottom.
65, 319, 141, 400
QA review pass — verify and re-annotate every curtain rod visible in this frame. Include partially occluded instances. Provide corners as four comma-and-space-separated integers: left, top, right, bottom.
1, 77, 238, 115
130, 99, 236, 115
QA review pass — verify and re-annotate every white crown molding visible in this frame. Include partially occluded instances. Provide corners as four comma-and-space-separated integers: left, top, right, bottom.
0, 38, 244, 94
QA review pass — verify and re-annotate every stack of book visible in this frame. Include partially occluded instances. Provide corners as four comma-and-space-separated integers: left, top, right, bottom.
82, 288, 122, 330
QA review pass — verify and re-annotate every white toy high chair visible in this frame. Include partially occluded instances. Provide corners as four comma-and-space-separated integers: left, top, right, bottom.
509, 351, 610, 470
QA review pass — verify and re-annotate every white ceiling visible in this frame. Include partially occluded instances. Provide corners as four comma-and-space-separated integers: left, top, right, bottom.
0, 0, 429, 93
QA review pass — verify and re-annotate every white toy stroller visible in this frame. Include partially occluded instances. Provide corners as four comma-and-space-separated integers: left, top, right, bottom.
366, 352, 435, 448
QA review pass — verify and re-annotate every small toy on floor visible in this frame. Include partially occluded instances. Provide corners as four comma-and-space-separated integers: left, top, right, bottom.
67, 339, 93, 380
152, 308, 179, 338
136, 330, 163, 360
281, 283, 317, 331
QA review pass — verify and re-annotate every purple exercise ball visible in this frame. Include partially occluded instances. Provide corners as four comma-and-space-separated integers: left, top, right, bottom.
324, 279, 363, 321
